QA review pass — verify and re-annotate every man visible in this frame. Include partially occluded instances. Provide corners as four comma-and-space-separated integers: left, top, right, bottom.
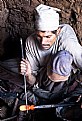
20, 5, 82, 119
20, 4, 82, 89
38, 50, 82, 121
32, 50, 74, 103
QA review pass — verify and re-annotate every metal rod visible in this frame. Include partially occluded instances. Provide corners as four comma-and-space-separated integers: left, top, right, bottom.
20, 102, 79, 111
20, 38, 24, 59
34, 103, 77, 109
20, 38, 28, 113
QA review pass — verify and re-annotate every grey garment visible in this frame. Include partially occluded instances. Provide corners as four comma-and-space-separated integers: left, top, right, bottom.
26, 24, 82, 76
37, 67, 66, 93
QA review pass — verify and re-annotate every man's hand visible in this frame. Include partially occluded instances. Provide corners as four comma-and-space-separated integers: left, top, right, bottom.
20, 58, 36, 85
20, 58, 31, 76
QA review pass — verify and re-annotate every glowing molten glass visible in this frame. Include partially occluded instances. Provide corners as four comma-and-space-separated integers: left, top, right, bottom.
20, 105, 35, 111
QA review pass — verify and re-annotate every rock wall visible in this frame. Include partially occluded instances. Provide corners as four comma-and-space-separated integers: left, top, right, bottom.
0, 0, 82, 59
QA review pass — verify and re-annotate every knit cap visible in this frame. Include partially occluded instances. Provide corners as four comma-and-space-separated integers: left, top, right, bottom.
52, 50, 73, 76
35, 4, 61, 31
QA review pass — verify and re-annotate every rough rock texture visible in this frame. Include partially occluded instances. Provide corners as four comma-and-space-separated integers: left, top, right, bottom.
0, 0, 82, 60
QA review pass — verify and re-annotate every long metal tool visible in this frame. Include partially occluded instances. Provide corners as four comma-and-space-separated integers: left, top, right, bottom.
20, 38, 28, 113
20, 102, 80, 111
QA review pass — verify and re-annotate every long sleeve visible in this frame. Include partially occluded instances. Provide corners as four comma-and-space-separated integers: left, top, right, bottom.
59, 24, 82, 70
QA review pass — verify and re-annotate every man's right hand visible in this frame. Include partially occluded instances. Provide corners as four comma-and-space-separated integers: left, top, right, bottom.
20, 58, 31, 76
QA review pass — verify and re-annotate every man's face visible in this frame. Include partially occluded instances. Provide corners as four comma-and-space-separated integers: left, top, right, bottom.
36, 31, 57, 50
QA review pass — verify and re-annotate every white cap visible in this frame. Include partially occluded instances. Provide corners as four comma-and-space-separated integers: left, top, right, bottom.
35, 4, 61, 31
